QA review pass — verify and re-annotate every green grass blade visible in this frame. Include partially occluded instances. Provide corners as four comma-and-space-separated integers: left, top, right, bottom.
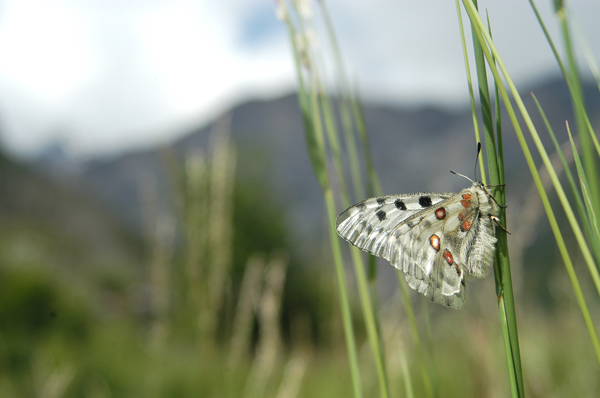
320, 3, 437, 396
571, 17, 600, 93
531, 94, 594, 241
528, 0, 600, 166
350, 93, 384, 285
455, 0, 485, 181
462, 3, 524, 397
350, 91, 382, 199
325, 188, 364, 398
487, 12, 506, 200
466, 0, 600, 299
555, 4, 600, 217
310, 86, 364, 398
318, 0, 365, 202
318, 85, 391, 398
396, 272, 436, 398
532, 93, 600, 266
278, 4, 364, 396
283, 3, 393, 396
399, 350, 415, 398
310, 13, 391, 398
319, 91, 350, 203
565, 124, 600, 260
462, 0, 600, 367
347, 247, 390, 398
469, 2, 497, 185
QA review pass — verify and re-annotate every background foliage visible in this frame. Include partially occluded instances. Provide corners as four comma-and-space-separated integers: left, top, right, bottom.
1, 1, 600, 397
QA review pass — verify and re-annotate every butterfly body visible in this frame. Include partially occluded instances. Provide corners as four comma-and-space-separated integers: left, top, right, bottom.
336, 182, 499, 309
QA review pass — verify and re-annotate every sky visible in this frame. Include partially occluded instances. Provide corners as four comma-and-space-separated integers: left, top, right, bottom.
0, 0, 598, 159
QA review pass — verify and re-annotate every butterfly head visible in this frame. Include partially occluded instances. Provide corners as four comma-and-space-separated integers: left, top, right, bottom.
474, 181, 498, 212
450, 169, 501, 217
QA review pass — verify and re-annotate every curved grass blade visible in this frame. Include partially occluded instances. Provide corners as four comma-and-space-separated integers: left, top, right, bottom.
462, 0, 600, 368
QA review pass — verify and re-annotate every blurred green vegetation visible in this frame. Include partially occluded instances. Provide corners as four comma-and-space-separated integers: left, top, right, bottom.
2, 1, 600, 394
0, 125, 599, 397
3, 105, 600, 398
0, 138, 345, 396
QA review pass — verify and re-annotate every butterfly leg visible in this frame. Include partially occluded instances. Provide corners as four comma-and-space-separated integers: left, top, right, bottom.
486, 190, 508, 209
490, 215, 510, 234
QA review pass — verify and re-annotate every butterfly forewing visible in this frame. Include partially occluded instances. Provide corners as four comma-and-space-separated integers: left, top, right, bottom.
335, 192, 453, 260
336, 182, 499, 309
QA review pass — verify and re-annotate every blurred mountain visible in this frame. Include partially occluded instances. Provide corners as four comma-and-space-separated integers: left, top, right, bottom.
55, 77, 598, 249
0, 149, 143, 278
2, 76, 597, 398
2, 77, 598, 396
19, 76, 600, 305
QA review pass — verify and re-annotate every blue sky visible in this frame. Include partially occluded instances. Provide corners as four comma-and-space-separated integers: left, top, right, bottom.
0, 0, 598, 159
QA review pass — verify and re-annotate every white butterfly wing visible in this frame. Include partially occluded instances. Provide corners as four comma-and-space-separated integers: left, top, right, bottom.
336, 192, 468, 309
337, 183, 499, 309
335, 193, 452, 260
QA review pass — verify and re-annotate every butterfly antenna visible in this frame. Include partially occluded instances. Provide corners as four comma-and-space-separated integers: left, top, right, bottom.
450, 143, 481, 184
450, 170, 474, 183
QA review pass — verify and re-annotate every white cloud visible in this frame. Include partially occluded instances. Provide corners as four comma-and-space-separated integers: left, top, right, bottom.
0, 1, 99, 101
0, 0, 597, 157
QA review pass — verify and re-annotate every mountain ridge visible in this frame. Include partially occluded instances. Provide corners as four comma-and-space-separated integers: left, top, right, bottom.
31, 76, 600, 258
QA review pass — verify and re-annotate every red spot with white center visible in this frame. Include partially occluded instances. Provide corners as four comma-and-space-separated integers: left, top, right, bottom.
435, 207, 446, 220
430, 235, 441, 251
443, 249, 454, 265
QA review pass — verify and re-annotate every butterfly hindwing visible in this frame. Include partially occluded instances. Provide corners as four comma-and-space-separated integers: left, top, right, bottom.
392, 195, 469, 308
336, 182, 499, 309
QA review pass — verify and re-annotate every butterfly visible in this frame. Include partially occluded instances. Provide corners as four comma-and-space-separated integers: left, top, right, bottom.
336, 170, 504, 309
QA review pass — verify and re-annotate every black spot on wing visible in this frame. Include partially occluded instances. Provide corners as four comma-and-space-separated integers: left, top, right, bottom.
419, 196, 432, 207
376, 198, 385, 206
394, 199, 407, 210
376, 210, 386, 221
357, 203, 367, 212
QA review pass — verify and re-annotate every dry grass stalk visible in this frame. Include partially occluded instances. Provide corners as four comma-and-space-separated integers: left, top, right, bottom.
139, 175, 175, 346
275, 351, 310, 398
207, 115, 237, 339
229, 255, 265, 364
243, 253, 288, 398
